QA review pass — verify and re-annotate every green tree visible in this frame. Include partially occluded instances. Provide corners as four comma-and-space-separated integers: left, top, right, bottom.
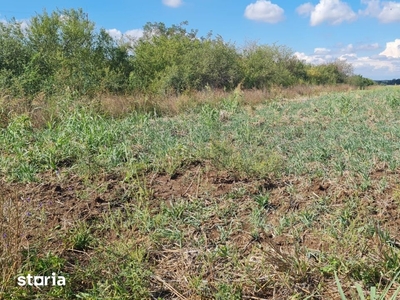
22, 8, 129, 96
130, 22, 195, 94
347, 75, 375, 89
0, 19, 31, 94
96, 30, 133, 93
130, 22, 242, 94
0, 8, 361, 99
241, 43, 297, 89
285, 57, 308, 84
181, 35, 242, 91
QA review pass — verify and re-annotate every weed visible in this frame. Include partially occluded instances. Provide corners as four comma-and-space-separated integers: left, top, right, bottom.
68, 222, 94, 251
335, 270, 400, 300
254, 193, 272, 210
2, 86, 400, 299
386, 94, 400, 108
75, 242, 151, 299
215, 283, 242, 299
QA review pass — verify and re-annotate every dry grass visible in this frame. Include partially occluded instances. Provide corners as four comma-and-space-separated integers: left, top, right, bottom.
1, 84, 360, 129
2, 85, 400, 299
94, 84, 359, 119
0, 189, 26, 294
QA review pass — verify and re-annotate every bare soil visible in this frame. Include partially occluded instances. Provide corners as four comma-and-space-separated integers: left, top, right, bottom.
2, 162, 400, 298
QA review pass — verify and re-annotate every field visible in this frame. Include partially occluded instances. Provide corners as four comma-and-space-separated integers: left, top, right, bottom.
1, 86, 400, 299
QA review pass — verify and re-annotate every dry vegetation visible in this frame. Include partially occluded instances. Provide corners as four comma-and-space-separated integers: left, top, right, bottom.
1, 84, 357, 127
1, 86, 400, 299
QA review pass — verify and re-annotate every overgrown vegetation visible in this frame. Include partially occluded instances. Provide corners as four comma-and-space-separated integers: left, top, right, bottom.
2, 7, 396, 300
1, 86, 400, 299
0, 8, 373, 102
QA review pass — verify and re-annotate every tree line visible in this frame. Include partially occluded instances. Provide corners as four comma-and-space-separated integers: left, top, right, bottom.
375, 79, 400, 85
0, 8, 374, 99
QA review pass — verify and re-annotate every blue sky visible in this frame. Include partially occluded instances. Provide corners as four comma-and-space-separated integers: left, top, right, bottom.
1, 0, 399, 80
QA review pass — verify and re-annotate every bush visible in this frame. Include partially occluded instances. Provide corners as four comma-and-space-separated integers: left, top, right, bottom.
0, 9, 131, 98
306, 60, 354, 85
347, 75, 375, 89
0, 9, 371, 98
130, 22, 242, 94
241, 43, 305, 89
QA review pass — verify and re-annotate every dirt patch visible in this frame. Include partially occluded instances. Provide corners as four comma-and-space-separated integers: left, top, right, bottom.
150, 163, 259, 200
0, 170, 127, 251
2, 163, 400, 298
3, 163, 398, 252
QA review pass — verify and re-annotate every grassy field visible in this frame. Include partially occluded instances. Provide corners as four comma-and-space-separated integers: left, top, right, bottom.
1, 86, 400, 299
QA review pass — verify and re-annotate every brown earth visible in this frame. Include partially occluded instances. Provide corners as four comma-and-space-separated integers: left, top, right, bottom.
1, 163, 400, 298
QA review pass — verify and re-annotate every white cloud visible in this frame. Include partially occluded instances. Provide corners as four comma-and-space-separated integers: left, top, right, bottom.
379, 39, 400, 58
296, 0, 357, 26
344, 55, 400, 74
336, 42, 380, 53
295, 40, 400, 79
357, 43, 380, 50
296, 3, 314, 16
296, 51, 399, 74
244, 0, 285, 23
294, 52, 332, 65
340, 53, 358, 59
378, 2, 400, 22
0, 18, 30, 31
162, 0, 183, 8
340, 44, 354, 53
106, 28, 144, 44
360, 0, 400, 23
359, 0, 381, 16
106, 29, 123, 40
124, 29, 144, 40
314, 47, 331, 54
19, 19, 29, 31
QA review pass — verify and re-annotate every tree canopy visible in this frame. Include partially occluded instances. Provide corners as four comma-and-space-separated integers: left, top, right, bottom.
0, 8, 368, 99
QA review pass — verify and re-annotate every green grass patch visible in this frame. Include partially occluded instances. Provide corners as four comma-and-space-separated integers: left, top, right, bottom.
1, 86, 400, 299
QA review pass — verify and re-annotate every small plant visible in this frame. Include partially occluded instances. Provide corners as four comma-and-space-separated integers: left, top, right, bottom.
68, 222, 93, 251
320, 256, 342, 276
386, 94, 400, 108
75, 242, 151, 299
215, 283, 242, 300
221, 95, 240, 113
20, 250, 65, 276
254, 193, 273, 210
338, 95, 353, 115
335, 271, 400, 300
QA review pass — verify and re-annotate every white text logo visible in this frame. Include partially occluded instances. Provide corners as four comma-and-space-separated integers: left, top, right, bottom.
17, 273, 66, 287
